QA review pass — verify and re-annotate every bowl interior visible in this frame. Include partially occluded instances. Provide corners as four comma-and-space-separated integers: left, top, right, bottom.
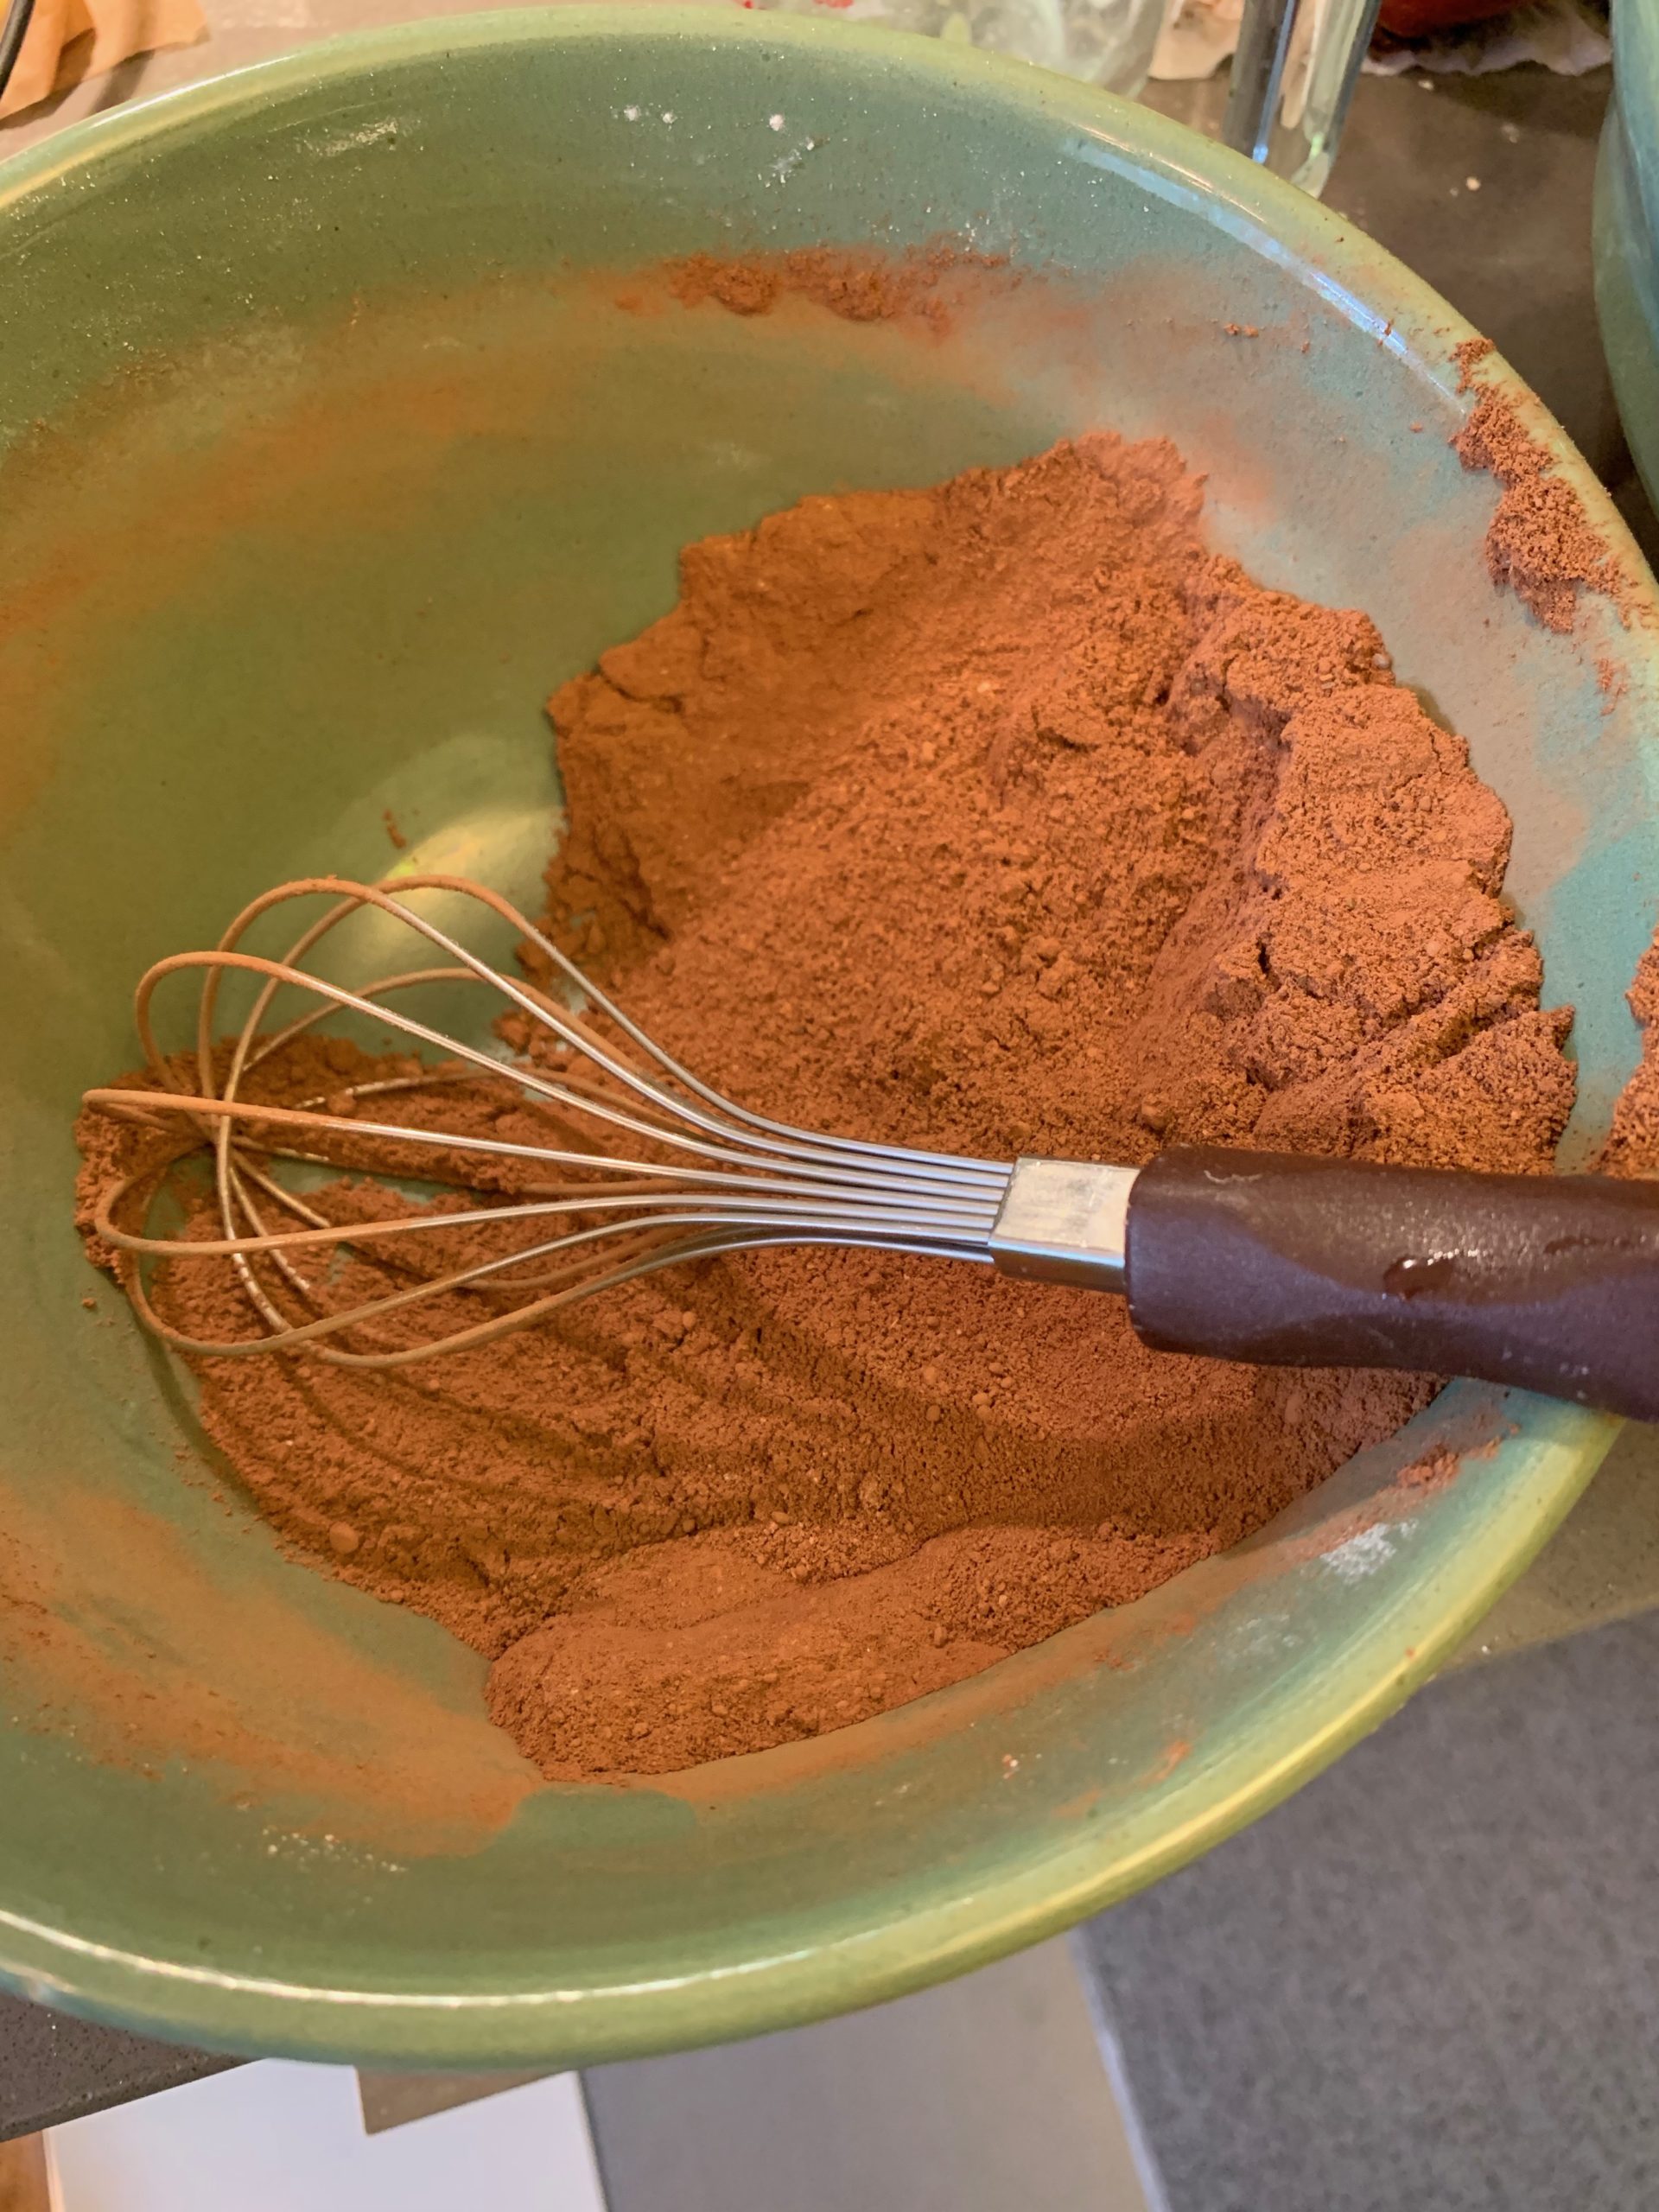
0, 10, 1650, 2063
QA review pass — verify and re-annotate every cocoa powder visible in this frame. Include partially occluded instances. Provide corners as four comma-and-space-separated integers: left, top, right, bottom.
665, 244, 1013, 332
78, 433, 1574, 1782
1600, 940, 1659, 1178
1450, 346, 1621, 633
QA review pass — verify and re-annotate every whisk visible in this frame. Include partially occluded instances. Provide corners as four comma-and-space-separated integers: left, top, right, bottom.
84, 874, 1659, 1421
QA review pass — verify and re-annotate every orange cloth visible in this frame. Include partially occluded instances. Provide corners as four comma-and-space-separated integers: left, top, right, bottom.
0, 0, 207, 118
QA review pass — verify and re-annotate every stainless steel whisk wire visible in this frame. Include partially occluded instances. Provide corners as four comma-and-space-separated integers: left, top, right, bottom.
84, 875, 1015, 1367
81, 875, 1659, 1427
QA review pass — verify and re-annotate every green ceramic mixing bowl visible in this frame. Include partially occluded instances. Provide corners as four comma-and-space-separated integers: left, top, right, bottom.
1, 10, 1655, 2067
1596, 0, 1659, 509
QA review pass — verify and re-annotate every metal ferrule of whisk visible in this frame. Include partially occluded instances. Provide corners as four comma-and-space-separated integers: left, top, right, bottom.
82, 875, 1129, 1369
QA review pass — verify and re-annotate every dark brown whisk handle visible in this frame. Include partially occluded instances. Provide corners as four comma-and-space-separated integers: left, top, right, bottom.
1124, 1146, 1659, 1422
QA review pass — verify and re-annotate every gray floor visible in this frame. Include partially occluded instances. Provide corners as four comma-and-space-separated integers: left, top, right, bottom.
1082, 1607, 1659, 2212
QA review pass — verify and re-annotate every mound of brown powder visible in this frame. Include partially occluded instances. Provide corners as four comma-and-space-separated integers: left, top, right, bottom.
77, 433, 1575, 1782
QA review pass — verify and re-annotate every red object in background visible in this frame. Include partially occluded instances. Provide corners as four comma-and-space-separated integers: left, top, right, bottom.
1377, 0, 1515, 35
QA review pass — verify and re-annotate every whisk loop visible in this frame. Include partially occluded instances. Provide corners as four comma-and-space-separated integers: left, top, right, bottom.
84, 875, 1014, 1367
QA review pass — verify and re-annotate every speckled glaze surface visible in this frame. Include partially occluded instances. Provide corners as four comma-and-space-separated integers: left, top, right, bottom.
0, 10, 1655, 2067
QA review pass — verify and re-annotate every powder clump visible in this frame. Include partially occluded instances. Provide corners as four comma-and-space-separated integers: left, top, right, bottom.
1452, 378, 1620, 633
666, 244, 1013, 334
1599, 940, 1659, 1178
77, 433, 1573, 1781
